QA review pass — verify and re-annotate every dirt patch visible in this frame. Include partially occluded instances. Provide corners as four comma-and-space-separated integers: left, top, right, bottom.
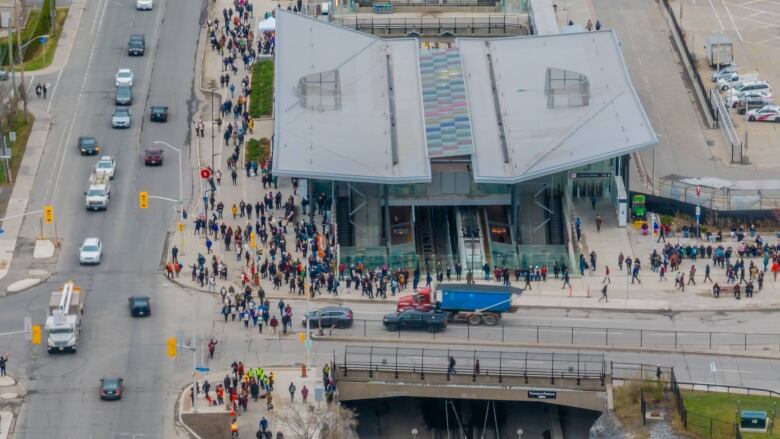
182, 412, 231, 439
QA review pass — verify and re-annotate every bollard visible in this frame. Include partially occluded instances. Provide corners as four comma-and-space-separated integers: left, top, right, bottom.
301, 364, 307, 378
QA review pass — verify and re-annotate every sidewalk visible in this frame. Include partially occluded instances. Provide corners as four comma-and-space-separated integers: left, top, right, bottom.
179, 366, 334, 438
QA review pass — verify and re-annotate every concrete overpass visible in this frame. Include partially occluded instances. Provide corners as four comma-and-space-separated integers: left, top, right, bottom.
333, 346, 610, 412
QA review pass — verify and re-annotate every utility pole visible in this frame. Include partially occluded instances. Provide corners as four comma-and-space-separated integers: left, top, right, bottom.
13, 0, 28, 122
209, 79, 217, 171
8, 6, 16, 119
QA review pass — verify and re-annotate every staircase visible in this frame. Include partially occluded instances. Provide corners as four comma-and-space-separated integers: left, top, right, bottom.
415, 207, 435, 268
336, 197, 353, 246
431, 207, 454, 267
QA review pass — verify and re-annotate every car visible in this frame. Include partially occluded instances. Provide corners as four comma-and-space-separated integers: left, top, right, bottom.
717, 72, 760, 90
149, 105, 168, 122
144, 146, 163, 166
735, 95, 774, 114
115, 68, 134, 87
746, 105, 780, 122
99, 376, 123, 400
382, 310, 447, 333
136, 0, 153, 10
112, 107, 131, 128
94, 156, 116, 179
78, 136, 100, 155
128, 296, 151, 316
79, 237, 102, 264
726, 81, 772, 101
711, 64, 738, 82
302, 306, 353, 329
727, 89, 772, 107
128, 34, 145, 56
115, 84, 132, 105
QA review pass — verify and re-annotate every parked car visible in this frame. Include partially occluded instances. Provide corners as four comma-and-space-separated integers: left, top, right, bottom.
99, 376, 123, 400
383, 310, 447, 333
78, 136, 100, 155
115, 68, 134, 87
136, 0, 153, 10
718, 72, 759, 90
746, 105, 780, 122
727, 89, 772, 108
149, 105, 168, 122
128, 34, 145, 56
115, 84, 132, 105
302, 306, 353, 329
79, 237, 102, 264
711, 64, 738, 82
128, 296, 151, 316
144, 146, 163, 166
726, 81, 772, 102
112, 107, 131, 128
735, 95, 774, 114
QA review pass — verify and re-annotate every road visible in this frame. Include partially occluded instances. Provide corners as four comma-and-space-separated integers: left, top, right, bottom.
0, 0, 206, 436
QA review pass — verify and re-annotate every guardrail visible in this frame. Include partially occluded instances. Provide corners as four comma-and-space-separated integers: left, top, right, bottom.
357, 0, 498, 6
331, 15, 527, 35
325, 319, 780, 353
336, 345, 606, 382
710, 88, 743, 164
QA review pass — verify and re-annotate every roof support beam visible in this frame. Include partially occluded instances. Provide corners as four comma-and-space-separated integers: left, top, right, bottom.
386, 51, 399, 166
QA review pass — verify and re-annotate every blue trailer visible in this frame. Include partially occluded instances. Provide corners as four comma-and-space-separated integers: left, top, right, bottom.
436, 283, 520, 325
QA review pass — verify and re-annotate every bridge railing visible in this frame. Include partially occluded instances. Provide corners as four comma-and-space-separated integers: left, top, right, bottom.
334, 319, 780, 353
336, 345, 606, 384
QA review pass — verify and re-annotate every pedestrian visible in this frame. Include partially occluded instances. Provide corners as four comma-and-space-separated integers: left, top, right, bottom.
231, 419, 239, 438
473, 359, 480, 376
208, 339, 217, 359
591, 195, 597, 209
301, 385, 309, 403
43, 83, 48, 99
232, 169, 238, 185
595, 214, 602, 232
260, 417, 269, 432
172, 245, 179, 264
448, 356, 456, 375
35, 83, 42, 98
703, 264, 713, 283
595, 19, 602, 30
0, 353, 7, 376
598, 284, 608, 302
602, 265, 611, 284
288, 382, 296, 401
270, 315, 279, 335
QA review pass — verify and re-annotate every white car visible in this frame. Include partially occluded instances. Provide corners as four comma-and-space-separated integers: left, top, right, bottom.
94, 156, 116, 179
136, 0, 153, 9
79, 238, 103, 264
746, 105, 780, 122
711, 64, 738, 82
727, 90, 773, 107
115, 69, 134, 87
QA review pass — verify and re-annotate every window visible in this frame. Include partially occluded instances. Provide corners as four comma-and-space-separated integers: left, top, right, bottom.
544, 67, 590, 108
297, 70, 341, 111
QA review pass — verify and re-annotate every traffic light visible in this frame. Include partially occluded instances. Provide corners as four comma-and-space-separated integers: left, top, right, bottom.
43, 205, 53, 224
139, 191, 149, 209
31, 325, 41, 345
166, 337, 176, 357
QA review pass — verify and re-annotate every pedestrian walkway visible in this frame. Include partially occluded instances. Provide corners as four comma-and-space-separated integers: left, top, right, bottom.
179, 365, 335, 438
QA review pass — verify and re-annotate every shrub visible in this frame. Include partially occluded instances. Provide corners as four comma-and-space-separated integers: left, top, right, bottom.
249, 60, 274, 118
246, 138, 270, 163
0, 0, 54, 65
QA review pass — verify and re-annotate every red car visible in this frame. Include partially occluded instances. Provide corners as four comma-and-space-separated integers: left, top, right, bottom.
144, 147, 163, 165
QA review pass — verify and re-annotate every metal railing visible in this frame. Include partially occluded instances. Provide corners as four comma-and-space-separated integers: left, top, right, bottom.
331, 15, 527, 35
357, 0, 499, 6
641, 178, 780, 212
324, 319, 780, 353
711, 88, 743, 164
336, 345, 606, 381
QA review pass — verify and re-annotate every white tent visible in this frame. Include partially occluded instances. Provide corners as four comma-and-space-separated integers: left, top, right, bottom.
257, 16, 276, 32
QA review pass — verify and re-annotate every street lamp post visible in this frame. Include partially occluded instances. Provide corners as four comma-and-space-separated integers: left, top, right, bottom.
154, 141, 184, 248
209, 80, 217, 171
411, 428, 418, 439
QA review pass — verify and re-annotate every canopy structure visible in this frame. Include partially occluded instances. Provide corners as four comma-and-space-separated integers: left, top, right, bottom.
272, 9, 657, 185
257, 16, 275, 31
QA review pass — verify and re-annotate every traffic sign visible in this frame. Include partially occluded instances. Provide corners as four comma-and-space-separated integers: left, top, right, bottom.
9, 131, 16, 143
0, 228, 6, 236
195, 367, 210, 372
38, 36, 48, 44
200, 168, 212, 179
43, 205, 54, 224
304, 339, 313, 349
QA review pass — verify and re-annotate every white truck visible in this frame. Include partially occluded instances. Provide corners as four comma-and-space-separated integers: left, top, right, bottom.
45, 281, 85, 353
85, 172, 111, 210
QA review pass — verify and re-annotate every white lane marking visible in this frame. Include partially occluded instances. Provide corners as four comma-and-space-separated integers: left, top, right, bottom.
46, 69, 63, 114
91, 0, 108, 35
707, 0, 727, 31
46, 0, 110, 203
720, 0, 744, 42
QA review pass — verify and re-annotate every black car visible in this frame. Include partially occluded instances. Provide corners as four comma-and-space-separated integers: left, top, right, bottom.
150, 105, 168, 122
128, 296, 151, 316
383, 310, 447, 333
128, 34, 145, 56
302, 306, 353, 329
115, 84, 132, 105
78, 136, 100, 155
99, 376, 123, 400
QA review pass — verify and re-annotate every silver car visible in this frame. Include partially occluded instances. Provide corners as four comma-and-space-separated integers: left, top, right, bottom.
111, 108, 131, 128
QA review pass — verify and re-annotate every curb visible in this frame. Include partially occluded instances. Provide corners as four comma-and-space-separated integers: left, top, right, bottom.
310, 334, 780, 360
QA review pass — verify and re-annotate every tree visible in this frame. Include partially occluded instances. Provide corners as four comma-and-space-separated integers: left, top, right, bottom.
273, 402, 357, 439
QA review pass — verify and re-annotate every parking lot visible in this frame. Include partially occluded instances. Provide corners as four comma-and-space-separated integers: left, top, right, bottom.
673, 0, 780, 167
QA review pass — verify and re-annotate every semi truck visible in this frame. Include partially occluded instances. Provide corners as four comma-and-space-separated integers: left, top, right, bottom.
45, 281, 85, 353
396, 283, 519, 326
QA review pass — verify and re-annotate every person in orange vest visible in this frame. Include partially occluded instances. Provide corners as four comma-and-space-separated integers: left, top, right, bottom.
230, 419, 238, 438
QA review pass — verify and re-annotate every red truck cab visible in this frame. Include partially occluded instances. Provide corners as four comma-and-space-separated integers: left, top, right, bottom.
396, 287, 435, 312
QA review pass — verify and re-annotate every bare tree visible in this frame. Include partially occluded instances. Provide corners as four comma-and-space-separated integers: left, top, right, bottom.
273, 402, 357, 439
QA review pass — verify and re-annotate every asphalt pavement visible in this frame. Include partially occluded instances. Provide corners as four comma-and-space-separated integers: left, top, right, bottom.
0, 0, 207, 436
